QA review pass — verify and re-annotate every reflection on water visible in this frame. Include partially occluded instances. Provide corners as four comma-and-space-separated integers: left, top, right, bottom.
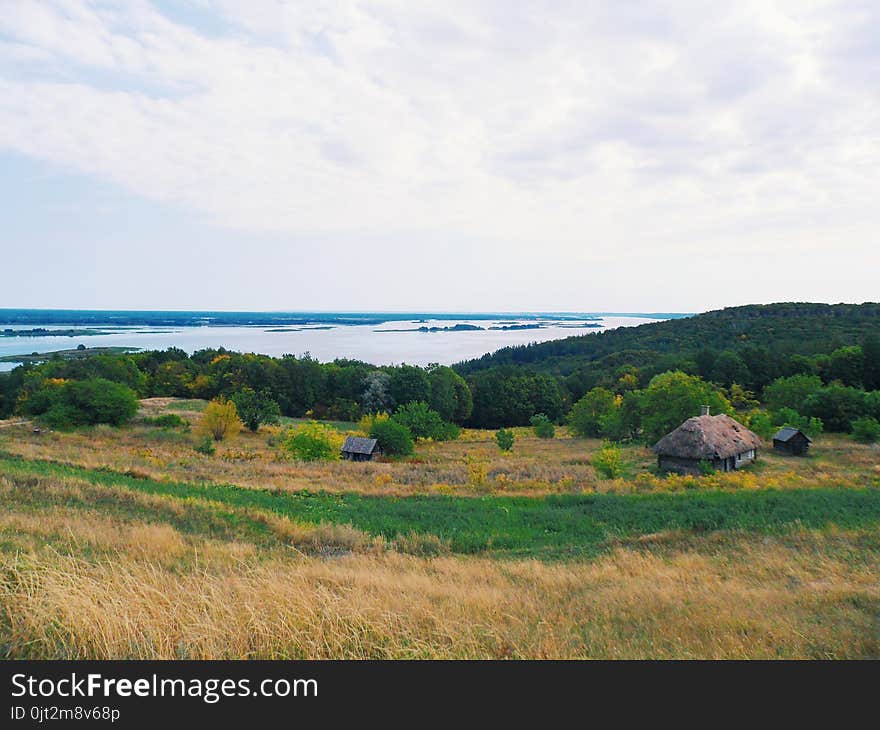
0, 316, 662, 371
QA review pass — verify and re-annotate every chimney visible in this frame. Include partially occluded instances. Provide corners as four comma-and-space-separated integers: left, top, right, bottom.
700, 405, 711, 416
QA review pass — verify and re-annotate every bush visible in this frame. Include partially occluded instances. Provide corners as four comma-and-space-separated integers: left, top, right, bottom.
530, 413, 555, 439
144, 413, 189, 430
591, 442, 625, 479
369, 418, 414, 456
466, 457, 488, 488
283, 421, 343, 461
495, 428, 515, 452
230, 387, 281, 432
852, 416, 880, 444
196, 398, 243, 441
194, 435, 216, 456
392, 401, 458, 441
25, 378, 138, 428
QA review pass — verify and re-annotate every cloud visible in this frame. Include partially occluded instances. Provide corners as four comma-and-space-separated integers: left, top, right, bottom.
0, 0, 877, 310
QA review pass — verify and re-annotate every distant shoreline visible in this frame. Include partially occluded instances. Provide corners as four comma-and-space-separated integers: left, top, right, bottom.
0, 309, 691, 329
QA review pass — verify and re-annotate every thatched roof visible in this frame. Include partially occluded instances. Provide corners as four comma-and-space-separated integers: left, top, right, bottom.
773, 426, 811, 443
341, 436, 379, 455
654, 414, 763, 460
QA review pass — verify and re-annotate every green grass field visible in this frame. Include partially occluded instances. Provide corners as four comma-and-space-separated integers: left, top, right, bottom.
4, 454, 880, 558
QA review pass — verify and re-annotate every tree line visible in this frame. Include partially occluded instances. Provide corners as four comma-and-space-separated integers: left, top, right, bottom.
1, 302, 878, 442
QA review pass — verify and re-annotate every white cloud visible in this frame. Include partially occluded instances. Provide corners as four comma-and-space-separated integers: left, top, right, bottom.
0, 0, 877, 309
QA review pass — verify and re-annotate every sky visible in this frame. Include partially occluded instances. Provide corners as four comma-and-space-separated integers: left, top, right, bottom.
0, 0, 878, 313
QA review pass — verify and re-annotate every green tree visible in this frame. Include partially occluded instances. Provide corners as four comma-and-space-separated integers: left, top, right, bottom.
802, 384, 866, 432
865, 391, 880, 420
862, 335, 880, 391
639, 371, 730, 443
828, 346, 864, 387
24, 378, 138, 428
530, 413, 555, 438
567, 387, 617, 438
746, 411, 775, 440
773, 407, 824, 437
427, 365, 473, 423
852, 416, 880, 444
370, 418, 414, 456
231, 387, 281, 432
392, 401, 459, 441
598, 391, 643, 441
388, 365, 431, 408
762, 374, 824, 413
495, 428, 515, 452
710, 351, 749, 388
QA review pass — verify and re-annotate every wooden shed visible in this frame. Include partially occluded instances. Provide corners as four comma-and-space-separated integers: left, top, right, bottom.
341, 436, 382, 462
772, 427, 811, 456
653, 408, 762, 475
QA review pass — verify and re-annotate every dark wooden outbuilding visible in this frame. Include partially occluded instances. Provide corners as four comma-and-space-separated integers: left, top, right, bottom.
653, 408, 763, 475
772, 427, 811, 456
341, 436, 382, 462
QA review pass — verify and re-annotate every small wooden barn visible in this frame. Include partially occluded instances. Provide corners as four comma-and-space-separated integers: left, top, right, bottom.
772, 427, 811, 456
653, 408, 763, 475
341, 436, 382, 462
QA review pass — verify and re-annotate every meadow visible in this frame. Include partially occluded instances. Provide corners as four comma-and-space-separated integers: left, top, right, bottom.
0, 398, 879, 658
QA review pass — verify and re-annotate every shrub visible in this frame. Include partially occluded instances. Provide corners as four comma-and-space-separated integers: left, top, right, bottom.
852, 416, 880, 444
591, 441, 625, 479
530, 413, 555, 439
194, 436, 216, 456
196, 398, 243, 442
144, 413, 188, 430
369, 418, 414, 456
433, 420, 462, 441
698, 459, 715, 476
230, 387, 281, 432
495, 428, 515, 452
392, 401, 459, 441
283, 421, 343, 461
466, 457, 488, 488
25, 377, 138, 428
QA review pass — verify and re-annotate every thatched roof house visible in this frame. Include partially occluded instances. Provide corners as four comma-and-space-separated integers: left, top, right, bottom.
773, 427, 811, 456
653, 407, 762, 475
341, 436, 382, 462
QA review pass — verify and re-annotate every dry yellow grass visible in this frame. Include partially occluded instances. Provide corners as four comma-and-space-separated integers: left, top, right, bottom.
3, 523, 878, 659
0, 398, 876, 497
2, 398, 879, 659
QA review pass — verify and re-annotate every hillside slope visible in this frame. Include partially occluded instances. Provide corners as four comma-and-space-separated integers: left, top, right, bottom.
455, 302, 880, 376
